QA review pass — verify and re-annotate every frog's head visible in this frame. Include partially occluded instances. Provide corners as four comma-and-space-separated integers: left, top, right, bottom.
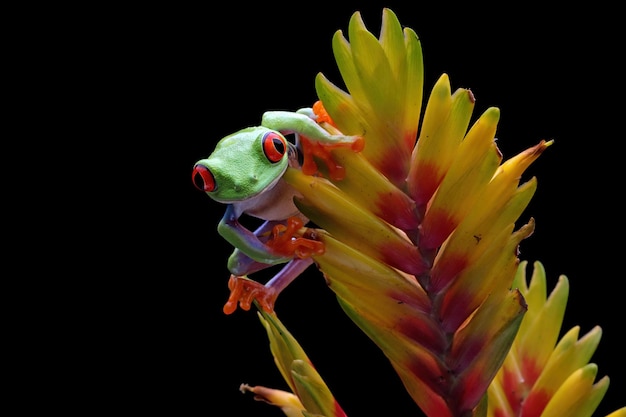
192, 127, 290, 203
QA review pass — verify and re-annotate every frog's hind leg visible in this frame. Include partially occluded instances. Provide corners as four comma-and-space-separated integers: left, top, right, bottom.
223, 258, 314, 314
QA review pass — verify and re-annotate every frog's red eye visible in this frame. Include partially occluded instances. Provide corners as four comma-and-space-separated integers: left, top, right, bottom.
192, 164, 216, 192
262, 132, 287, 163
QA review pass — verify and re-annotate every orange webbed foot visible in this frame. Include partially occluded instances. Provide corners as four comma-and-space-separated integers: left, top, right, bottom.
300, 101, 364, 181
265, 217, 325, 259
223, 275, 277, 314
300, 137, 344, 180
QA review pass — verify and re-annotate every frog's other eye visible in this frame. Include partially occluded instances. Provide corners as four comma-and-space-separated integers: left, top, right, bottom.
192, 164, 216, 192
262, 132, 287, 163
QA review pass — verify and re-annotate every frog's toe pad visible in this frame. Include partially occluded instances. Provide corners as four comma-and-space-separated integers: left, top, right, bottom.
223, 275, 277, 315
267, 217, 325, 259
300, 136, 363, 181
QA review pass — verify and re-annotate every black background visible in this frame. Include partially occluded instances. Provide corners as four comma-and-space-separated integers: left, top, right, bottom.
77, 1, 624, 416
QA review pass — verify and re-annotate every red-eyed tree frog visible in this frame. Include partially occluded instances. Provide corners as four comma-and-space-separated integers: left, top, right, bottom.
192, 105, 362, 314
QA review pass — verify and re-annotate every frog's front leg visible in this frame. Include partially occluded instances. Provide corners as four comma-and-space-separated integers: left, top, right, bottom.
262, 108, 364, 180
222, 209, 323, 272
225, 219, 286, 276
218, 205, 293, 267
261, 110, 362, 148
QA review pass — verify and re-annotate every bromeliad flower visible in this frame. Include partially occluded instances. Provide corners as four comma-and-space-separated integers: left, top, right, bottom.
280, 9, 550, 415
487, 261, 624, 417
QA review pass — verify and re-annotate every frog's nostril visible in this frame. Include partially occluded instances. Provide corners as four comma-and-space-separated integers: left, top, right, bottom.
192, 164, 216, 192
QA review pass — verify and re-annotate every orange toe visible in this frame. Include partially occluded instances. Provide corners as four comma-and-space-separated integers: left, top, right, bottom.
223, 275, 277, 314
266, 217, 325, 259
300, 136, 348, 181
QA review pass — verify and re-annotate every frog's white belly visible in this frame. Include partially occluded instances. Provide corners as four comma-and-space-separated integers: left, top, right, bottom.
236, 179, 303, 221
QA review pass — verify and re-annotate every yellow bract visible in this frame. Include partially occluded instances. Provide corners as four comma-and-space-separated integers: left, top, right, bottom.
487, 261, 612, 417
316, 8, 423, 187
